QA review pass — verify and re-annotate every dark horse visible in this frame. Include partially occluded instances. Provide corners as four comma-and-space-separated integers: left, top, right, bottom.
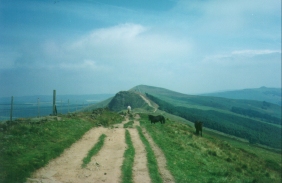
148, 115, 165, 124
194, 121, 203, 136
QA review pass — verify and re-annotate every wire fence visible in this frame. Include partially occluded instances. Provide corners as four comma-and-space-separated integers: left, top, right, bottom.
0, 99, 93, 122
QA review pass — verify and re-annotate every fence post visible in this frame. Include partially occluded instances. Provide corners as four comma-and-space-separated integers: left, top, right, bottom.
10, 96, 13, 122
37, 98, 40, 118
53, 90, 56, 116
68, 99, 69, 113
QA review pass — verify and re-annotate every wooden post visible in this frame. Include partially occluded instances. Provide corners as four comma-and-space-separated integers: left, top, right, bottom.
53, 90, 56, 116
68, 99, 69, 113
37, 98, 40, 118
10, 96, 13, 122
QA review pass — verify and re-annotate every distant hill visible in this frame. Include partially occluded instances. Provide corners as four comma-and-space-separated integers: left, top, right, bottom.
201, 87, 281, 106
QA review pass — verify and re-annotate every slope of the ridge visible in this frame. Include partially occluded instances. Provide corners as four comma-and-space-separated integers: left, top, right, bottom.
108, 91, 150, 112
130, 85, 281, 120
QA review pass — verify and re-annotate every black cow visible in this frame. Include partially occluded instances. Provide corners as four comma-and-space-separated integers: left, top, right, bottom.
148, 115, 165, 124
194, 121, 203, 136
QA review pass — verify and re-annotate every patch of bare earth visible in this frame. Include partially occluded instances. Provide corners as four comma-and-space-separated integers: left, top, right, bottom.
27, 114, 174, 183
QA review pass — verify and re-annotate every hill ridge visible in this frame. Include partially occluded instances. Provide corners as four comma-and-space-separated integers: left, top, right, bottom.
201, 86, 281, 106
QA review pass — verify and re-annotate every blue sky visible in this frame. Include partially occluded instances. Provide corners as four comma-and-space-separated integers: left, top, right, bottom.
0, 0, 281, 97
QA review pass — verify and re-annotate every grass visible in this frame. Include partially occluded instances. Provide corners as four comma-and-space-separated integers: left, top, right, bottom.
121, 130, 135, 183
124, 120, 134, 128
94, 110, 124, 127
0, 117, 95, 183
137, 126, 163, 183
0, 109, 123, 183
138, 113, 282, 183
82, 134, 107, 168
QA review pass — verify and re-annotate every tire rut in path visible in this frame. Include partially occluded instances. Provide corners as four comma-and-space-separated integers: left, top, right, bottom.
128, 128, 151, 183
131, 114, 174, 183
142, 128, 175, 183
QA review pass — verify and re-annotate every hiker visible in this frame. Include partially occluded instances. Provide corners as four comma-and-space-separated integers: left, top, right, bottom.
127, 106, 131, 114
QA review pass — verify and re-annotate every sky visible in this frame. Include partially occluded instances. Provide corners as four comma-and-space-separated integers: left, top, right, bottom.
0, 0, 281, 97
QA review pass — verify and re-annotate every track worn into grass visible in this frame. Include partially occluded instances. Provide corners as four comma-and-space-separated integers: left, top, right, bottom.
142, 128, 175, 183
128, 128, 151, 183
27, 115, 173, 183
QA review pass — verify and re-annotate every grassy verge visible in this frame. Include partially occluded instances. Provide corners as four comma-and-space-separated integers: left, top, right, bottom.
0, 117, 95, 183
137, 126, 163, 183
121, 130, 135, 183
138, 113, 282, 183
0, 109, 123, 183
123, 120, 134, 128
82, 134, 107, 168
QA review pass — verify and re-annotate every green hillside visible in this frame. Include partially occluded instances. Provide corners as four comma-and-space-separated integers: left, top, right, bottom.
130, 85, 282, 149
84, 85, 281, 148
139, 113, 282, 183
130, 85, 281, 120
1, 110, 281, 182
201, 86, 281, 106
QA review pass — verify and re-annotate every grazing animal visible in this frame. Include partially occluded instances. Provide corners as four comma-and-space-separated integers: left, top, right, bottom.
148, 115, 165, 124
194, 121, 203, 136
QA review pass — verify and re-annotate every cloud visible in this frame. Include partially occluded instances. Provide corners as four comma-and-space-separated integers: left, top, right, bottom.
59, 59, 103, 70
44, 23, 192, 68
1, 23, 191, 75
231, 49, 281, 56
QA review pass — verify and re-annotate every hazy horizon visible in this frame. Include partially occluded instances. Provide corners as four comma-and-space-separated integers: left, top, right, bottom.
0, 85, 281, 98
1, 0, 281, 97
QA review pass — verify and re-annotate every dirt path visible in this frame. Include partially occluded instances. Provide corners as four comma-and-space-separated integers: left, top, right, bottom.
27, 115, 174, 183
83, 128, 126, 183
139, 95, 157, 113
